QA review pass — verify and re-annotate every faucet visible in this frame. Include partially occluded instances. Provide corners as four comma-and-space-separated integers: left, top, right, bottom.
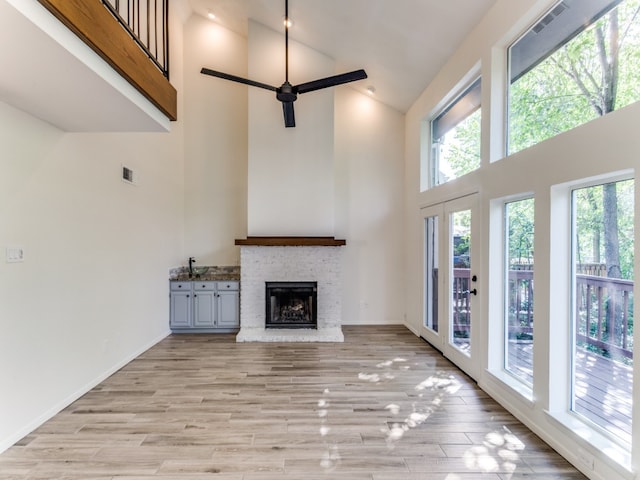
188, 257, 195, 278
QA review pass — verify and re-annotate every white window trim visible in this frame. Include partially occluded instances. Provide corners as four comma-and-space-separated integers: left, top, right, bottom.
548, 170, 635, 456
487, 193, 536, 402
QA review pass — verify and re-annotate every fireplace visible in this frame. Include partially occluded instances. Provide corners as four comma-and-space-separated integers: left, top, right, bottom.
236, 237, 345, 342
266, 282, 317, 329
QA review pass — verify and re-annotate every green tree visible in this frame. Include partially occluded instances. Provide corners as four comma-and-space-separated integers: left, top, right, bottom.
511, 0, 639, 280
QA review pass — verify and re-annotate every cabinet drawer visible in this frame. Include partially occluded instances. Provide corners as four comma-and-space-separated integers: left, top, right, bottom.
217, 281, 239, 291
194, 281, 216, 291
170, 281, 191, 291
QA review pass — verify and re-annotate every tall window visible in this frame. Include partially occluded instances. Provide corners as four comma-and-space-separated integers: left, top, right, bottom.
430, 78, 481, 186
504, 198, 535, 385
571, 177, 634, 445
424, 216, 439, 333
508, 0, 640, 154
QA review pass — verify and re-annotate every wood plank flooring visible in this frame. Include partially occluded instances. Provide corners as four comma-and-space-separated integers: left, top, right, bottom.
0, 325, 587, 479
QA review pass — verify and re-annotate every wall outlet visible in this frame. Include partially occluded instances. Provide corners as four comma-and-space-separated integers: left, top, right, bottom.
6, 247, 24, 263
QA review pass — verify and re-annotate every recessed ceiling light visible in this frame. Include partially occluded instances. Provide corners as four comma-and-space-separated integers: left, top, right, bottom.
366, 86, 376, 95
283, 16, 293, 28
207, 10, 216, 20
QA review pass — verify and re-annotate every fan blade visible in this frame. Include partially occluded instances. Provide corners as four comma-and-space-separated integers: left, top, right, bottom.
201, 68, 277, 92
295, 69, 368, 94
282, 101, 296, 128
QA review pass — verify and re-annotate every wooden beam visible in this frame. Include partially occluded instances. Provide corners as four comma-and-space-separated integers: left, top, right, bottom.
235, 236, 347, 247
37, 0, 177, 121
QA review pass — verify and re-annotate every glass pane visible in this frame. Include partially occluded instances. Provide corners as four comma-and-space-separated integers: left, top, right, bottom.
504, 198, 535, 385
424, 216, 439, 333
572, 178, 634, 444
431, 79, 481, 186
451, 210, 472, 354
509, 0, 640, 154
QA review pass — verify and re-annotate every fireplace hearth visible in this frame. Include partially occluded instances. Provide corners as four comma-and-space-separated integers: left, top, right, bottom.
266, 282, 317, 329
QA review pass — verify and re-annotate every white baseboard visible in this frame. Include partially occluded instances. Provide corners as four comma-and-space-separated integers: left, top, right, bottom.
0, 329, 171, 454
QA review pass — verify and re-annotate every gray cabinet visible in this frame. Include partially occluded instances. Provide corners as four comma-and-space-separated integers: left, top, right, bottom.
193, 282, 216, 328
170, 282, 191, 328
217, 282, 240, 328
170, 280, 239, 332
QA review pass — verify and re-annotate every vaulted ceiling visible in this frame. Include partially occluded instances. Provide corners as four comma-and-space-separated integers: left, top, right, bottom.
186, 0, 499, 112
0, 0, 499, 132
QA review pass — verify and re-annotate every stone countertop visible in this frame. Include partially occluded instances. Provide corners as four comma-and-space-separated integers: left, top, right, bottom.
169, 265, 240, 282
172, 273, 240, 282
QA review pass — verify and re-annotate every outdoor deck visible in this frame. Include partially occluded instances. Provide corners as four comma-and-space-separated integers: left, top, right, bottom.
508, 342, 632, 444
452, 267, 634, 444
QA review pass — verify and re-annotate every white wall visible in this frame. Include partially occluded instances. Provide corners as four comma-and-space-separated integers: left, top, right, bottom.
335, 88, 406, 324
0, 12, 185, 453
404, 0, 639, 478
183, 14, 248, 266
247, 21, 335, 236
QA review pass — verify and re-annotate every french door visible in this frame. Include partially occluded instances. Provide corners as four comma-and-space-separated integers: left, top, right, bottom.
420, 194, 480, 379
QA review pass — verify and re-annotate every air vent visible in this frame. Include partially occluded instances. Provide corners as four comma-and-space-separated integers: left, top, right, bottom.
122, 165, 136, 185
533, 1, 569, 34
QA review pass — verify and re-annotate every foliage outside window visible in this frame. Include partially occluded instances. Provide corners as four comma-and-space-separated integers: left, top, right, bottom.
509, 0, 640, 155
451, 210, 472, 354
504, 198, 535, 386
571, 178, 634, 445
430, 79, 481, 186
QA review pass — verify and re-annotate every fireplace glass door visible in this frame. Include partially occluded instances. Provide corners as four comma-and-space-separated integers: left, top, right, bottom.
265, 282, 318, 329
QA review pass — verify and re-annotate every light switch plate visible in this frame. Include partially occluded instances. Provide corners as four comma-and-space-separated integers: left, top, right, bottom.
6, 247, 24, 263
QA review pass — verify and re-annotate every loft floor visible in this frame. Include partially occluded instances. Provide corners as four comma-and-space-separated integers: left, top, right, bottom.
0, 325, 586, 479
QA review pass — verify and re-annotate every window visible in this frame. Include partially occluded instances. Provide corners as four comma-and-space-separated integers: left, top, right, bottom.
508, 0, 640, 154
571, 177, 634, 445
430, 78, 481, 186
424, 215, 440, 333
450, 209, 473, 354
504, 198, 535, 385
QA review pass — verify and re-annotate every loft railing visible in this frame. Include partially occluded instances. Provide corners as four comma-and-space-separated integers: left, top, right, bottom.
36, 0, 177, 119
101, 0, 169, 78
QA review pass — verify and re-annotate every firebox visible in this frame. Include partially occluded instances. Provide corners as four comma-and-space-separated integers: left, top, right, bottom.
265, 281, 317, 329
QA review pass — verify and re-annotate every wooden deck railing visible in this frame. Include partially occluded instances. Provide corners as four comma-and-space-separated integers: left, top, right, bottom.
451, 269, 634, 359
575, 274, 634, 359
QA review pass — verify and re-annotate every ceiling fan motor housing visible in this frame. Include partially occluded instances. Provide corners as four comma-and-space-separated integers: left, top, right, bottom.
276, 82, 297, 102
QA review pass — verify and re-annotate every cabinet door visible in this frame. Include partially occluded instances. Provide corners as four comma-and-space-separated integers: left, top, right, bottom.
170, 291, 192, 328
193, 290, 216, 328
217, 290, 239, 328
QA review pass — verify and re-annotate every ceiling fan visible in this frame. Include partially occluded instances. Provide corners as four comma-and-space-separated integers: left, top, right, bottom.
200, 0, 367, 128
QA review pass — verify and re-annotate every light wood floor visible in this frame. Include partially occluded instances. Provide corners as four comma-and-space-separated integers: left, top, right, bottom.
0, 325, 587, 479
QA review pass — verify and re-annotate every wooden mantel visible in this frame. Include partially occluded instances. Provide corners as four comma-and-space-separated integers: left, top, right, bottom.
235, 236, 346, 247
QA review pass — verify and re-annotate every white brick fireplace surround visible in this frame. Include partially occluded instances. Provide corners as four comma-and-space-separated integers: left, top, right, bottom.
236, 237, 345, 342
